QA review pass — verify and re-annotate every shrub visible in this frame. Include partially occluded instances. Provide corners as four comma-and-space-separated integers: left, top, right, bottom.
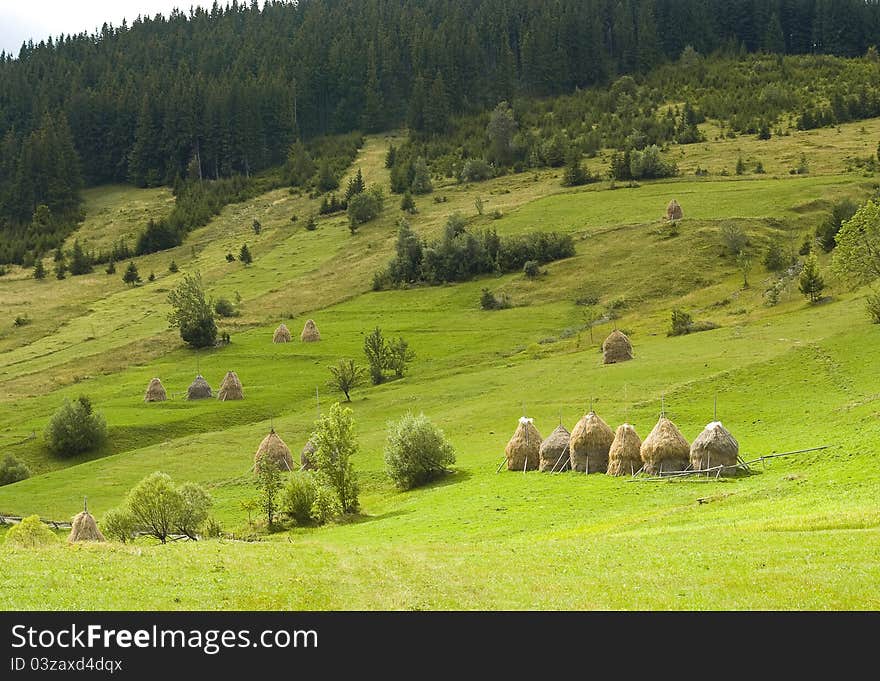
45, 396, 107, 457
669, 308, 694, 336
283, 473, 319, 525
225, 253, 236, 262
0, 454, 30, 486
384, 413, 456, 490
480, 288, 507, 310
460, 158, 494, 182
309, 484, 341, 525
387, 337, 415, 379
5, 515, 58, 548
364, 327, 390, 385
168, 260, 179, 273
102, 507, 137, 543
562, 157, 592, 187
347, 186, 384, 230
148, 271, 156, 282
214, 297, 236, 318
523, 260, 540, 279
305, 214, 318, 231
400, 191, 416, 214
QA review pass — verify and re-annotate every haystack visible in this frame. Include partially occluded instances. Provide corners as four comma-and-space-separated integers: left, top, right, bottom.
539, 424, 571, 472
640, 416, 690, 474
254, 429, 293, 473
68, 503, 105, 543
666, 199, 683, 221
602, 330, 633, 364
301, 440, 317, 470
300, 319, 321, 342
690, 421, 739, 475
606, 423, 643, 476
569, 411, 614, 473
217, 371, 244, 401
187, 375, 213, 400
273, 323, 292, 343
505, 417, 542, 471
144, 377, 167, 402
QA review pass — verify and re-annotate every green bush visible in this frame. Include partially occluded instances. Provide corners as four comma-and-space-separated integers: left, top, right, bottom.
125, 472, 212, 543
44, 396, 107, 457
866, 290, 880, 324
347, 186, 384, 230
459, 158, 493, 182
309, 484, 341, 525
283, 473, 319, 525
214, 297, 236, 317
384, 412, 456, 490
763, 241, 789, 271
669, 308, 694, 336
5, 515, 58, 548
0, 454, 30, 486
102, 507, 137, 543
523, 260, 540, 279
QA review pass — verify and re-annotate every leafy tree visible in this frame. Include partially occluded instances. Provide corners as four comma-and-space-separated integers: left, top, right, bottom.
833, 200, 880, 284
283, 473, 319, 525
799, 254, 825, 302
239, 243, 253, 265
487, 101, 518, 165
44, 395, 107, 457
410, 157, 432, 194
363, 327, 390, 384
32, 259, 46, 280
122, 261, 140, 285
167, 271, 217, 348
721, 223, 748, 256
387, 337, 415, 379
347, 186, 384, 231
737, 252, 753, 288
327, 359, 367, 402
0, 454, 30, 486
384, 412, 456, 490
866, 290, 880, 324
253, 454, 284, 530
101, 507, 137, 543
310, 402, 360, 514
124, 472, 211, 543
388, 218, 423, 283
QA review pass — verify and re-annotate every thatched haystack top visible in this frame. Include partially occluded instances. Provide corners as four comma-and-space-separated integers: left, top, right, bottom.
273, 323, 292, 343
602, 330, 633, 364
505, 417, 542, 471
144, 377, 167, 402
68, 510, 105, 543
539, 424, 571, 472
301, 439, 317, 470
217, 371, 244, 401
187, 375, 213, 400
640, 416, 690, 473
569, 411, 615, 473
607, 423, 643, 476
301, 319, 321, 342
690, 421, 739, 472
255, 429, 293, 473
666, 199, 683, 220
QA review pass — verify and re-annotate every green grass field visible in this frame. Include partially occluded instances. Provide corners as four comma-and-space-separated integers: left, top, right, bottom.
1, 124, 879, 610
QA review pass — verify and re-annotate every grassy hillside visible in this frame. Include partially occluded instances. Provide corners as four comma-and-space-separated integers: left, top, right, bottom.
1, 123, 879, 610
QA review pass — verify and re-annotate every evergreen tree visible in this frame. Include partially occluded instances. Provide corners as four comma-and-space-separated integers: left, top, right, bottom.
799, 255, 825, 302
68, 240, 93, 275
345, 168, 365, 201
423, 72, 450, 134
239, 243, 253, 265
122, 261, 140, 286
33, 258, 46, 280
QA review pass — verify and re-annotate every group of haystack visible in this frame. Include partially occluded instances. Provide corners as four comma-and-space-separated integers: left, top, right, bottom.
141, 319, 321, 403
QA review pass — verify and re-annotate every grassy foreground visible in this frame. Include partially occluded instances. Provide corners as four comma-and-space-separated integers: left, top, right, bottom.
1, 128, 879, 610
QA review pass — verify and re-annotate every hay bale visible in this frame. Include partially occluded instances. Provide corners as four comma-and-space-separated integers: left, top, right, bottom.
217, 371, 244, 401
187, 375, 213, 400
569, 411, 614, 473
144, 377, 167, 402
68, 510, 105, 543
666, 199, 683, 221
505, 417, 542, 471
301, 440, 317, 470
300, 319, 321, 342
602, 330, 633, 364
640, 416, 690, 474
254, 429, 293, 473
273, 323, 292, 343
539, 424, 571, 472
690, 421, 739, 475
606, 423, 643, 476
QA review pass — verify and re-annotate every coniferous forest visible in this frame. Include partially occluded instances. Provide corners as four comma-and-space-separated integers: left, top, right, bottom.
3, 0, 880, 263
